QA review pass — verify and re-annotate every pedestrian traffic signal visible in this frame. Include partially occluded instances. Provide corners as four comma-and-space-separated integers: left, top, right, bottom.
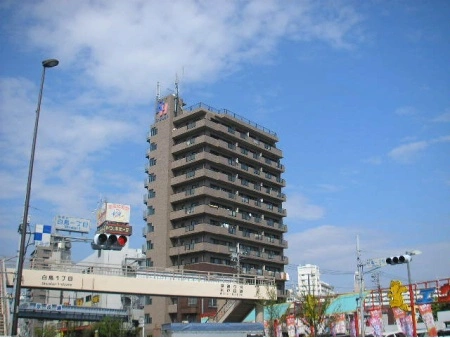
91, 233, 128, 250
386, 255, 411, 265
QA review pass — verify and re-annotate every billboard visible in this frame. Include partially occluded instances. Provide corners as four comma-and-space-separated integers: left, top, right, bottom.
97, 222, 133, 236
97, 203, 131, 226
54, 216, 90, 233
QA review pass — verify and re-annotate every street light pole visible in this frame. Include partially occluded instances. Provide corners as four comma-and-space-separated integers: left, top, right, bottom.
405, 251, 419, 337
11, 59, 59, 336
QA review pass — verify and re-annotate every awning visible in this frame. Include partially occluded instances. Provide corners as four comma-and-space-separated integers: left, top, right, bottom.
325, 292, 369, 315
244, 303, 291, 322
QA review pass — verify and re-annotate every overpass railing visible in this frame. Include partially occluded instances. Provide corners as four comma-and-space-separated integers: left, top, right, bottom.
9, 258, 275, 287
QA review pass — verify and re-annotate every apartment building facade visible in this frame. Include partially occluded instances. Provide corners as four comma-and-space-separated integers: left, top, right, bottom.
143, 94, 288, 331
297, 264, 334, 297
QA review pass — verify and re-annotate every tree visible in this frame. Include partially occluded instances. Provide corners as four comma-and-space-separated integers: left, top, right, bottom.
256, 284, 286, 336
92, 316, 123, 337
294, 290, 334, 336
34, 323, 59, 337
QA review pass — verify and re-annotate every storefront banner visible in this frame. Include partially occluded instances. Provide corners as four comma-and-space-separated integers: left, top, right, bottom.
286, 314, 296, 337
369, 308, 383, 337
418, 304, 438, 337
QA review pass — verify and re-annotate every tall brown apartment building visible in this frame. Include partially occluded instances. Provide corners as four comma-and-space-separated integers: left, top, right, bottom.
143, 93, 288, 332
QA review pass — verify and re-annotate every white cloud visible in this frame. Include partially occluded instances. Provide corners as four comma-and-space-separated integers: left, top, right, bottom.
14, 0, 362, 104
388, 135, 450, 163
284, 193, 325, 221
432, 110, 450, 123
316, 184, 342, 193
363, 156, 382, 165
394, 106, 417, 116
285, 225, 450, 292
388, 141, 428, 163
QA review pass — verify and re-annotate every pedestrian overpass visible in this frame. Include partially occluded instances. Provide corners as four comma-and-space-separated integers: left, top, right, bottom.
4, 260, 276, 300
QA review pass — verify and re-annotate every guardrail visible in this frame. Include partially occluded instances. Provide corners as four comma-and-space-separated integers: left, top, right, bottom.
5, 258, 276, 287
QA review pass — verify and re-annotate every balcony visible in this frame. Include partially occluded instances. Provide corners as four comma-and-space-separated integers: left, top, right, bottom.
172, 113, 283, 160
172, 118, 211, 139
168, 304, 178, 313
168, 242, 233, 257
170, 187, 285, 218
169, 223, 287, 249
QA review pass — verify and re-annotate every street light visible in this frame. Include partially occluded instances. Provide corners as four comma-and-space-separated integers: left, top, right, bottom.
11, 58, 59, 336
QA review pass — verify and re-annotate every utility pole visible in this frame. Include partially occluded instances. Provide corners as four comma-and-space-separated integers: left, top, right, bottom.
356, 235, 365, 337
231, 243, 242, 277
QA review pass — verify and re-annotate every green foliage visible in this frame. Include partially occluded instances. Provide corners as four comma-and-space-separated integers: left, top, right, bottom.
256, 285, 285, 336
34, 323, 59, 337
432, 301, 450, 319
92, 316, 123, 337
294, 292, 334, 337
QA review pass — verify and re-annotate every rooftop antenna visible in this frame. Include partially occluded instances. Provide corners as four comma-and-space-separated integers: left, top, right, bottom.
174, 74, 180, 116
156, 82, 160, 101
155, 82, 161, 116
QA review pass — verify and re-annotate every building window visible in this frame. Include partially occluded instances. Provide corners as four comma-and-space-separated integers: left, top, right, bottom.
149, 174, 156, 182
208, 299, 217, 308
149, 158, 157, 166
148, 189, 155, 198
150, 142, 157, 151
187, 298, 197, 306
145, 259, 153, 267
147, 241, 154, 250
150, 127, 158, 136
145, 314, 152, 324
147, 223, 154, 233
186, 153, 196, 162
145, 296, 152, 305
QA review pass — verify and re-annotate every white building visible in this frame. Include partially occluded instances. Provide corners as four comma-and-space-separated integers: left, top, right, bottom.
296, 264, 334, 297
71, 246, 146, 314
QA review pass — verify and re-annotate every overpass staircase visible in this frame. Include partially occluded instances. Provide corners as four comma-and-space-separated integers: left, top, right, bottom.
209, 299, 255, 323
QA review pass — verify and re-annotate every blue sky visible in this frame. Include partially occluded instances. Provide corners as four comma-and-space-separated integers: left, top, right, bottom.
0, 0, 449, 293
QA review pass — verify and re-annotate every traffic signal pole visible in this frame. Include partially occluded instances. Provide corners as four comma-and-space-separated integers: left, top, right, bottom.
385, 251, 421, 337
406, 260, 417, 337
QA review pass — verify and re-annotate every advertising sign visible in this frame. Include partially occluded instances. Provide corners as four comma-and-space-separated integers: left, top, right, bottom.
34, 224, 52, 246
418, 304, 438, 337
54, 216, 90, 233
97, 203, 131, 226
97, 223, 133, 235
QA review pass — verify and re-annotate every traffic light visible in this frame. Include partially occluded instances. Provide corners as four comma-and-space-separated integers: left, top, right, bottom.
386, 254, 411, 265
91, 233, 128, 250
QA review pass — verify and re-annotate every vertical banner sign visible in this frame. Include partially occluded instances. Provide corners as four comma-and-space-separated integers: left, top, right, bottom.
418, 304, 438, 337
286, 314, 296, 337
350, 317, 356, 337
331, 314, 346, 336
368, 308, 383, 337
392, 308, 413, 337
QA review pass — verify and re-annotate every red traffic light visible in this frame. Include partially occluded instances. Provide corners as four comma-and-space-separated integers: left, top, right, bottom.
117, 235, 127, 246
92, 233, 128, 250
